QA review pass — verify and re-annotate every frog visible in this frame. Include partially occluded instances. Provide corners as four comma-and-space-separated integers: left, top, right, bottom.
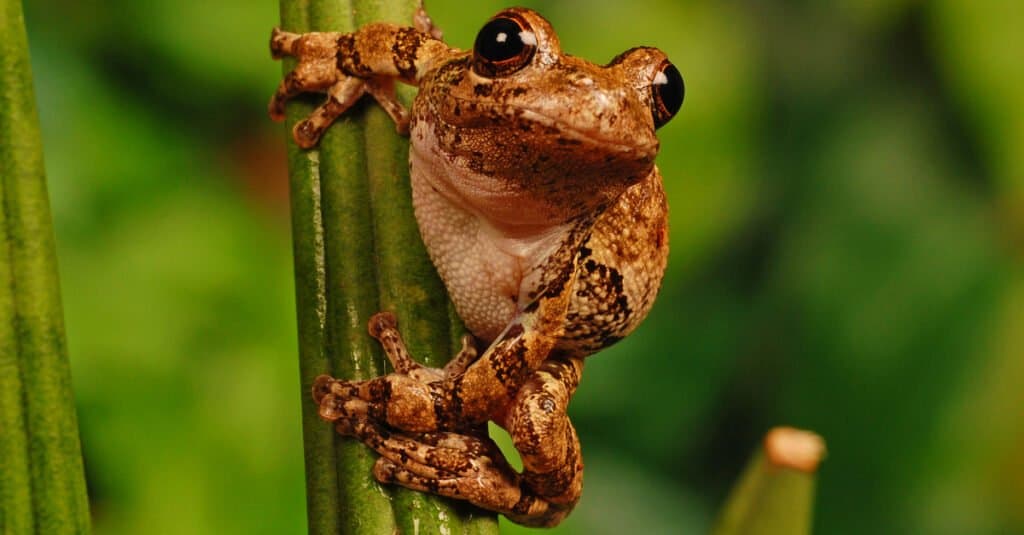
269, 5, 683, 527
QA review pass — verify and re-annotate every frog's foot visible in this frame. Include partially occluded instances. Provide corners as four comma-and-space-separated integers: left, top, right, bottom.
368, 311, 478, 379
309, 311, 477, 432
338, 417, 573, 527
268, 29, 411, 147
311, 311, 478, 432
288, 76, 366, 148
268, 29, 344, 123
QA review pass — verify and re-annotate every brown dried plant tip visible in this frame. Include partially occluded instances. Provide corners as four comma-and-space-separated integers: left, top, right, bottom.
764, 426, 827, 473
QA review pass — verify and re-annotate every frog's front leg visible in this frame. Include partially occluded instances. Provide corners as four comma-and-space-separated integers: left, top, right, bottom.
268, 21, 454, 147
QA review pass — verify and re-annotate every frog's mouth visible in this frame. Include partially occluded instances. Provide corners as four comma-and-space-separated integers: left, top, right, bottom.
439, 96, 660, 160
517, 108, 660, 157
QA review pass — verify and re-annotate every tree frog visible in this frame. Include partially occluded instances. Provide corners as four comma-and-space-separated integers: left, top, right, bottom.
269, 5, 683, 527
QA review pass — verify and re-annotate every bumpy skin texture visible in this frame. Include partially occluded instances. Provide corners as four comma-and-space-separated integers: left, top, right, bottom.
270, 6, 677, 527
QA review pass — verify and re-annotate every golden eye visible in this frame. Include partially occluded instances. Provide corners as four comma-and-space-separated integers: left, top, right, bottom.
472, 15, 537, 78
651, 61, 684, 128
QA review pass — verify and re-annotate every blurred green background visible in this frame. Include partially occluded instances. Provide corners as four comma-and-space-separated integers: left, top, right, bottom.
20, 0, 1024, 533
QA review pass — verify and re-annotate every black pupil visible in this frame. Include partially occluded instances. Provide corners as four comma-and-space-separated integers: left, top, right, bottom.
656, 64, 685, 120
475, 18, 526, 62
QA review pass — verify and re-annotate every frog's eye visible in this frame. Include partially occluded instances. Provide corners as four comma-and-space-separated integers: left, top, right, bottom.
651, 61, 684, 128
472, 15, 537, 78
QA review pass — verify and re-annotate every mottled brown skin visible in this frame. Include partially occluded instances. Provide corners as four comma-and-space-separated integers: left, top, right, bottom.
271, 6, 677, 527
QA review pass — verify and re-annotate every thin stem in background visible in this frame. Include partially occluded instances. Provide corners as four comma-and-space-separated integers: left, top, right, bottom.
1, 0, 92, 532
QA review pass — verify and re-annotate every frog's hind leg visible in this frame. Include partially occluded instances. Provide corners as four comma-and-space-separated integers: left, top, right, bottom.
345, 419, 500, 478
335, 416, 570, 527
373, 442, 575, 528
344, 357, 585, 528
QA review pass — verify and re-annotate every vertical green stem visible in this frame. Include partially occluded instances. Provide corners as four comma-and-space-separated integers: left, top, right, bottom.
278, 0, 499, 532
0, 157, 35, 535
1, 0, 92, 533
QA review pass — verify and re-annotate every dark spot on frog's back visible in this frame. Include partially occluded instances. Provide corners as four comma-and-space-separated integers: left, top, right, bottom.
511, 86, 528, 96
473, 84, 493, 97
607, 267, 625, 293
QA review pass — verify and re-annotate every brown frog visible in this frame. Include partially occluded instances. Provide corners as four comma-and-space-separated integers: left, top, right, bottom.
269, 5, 683, 527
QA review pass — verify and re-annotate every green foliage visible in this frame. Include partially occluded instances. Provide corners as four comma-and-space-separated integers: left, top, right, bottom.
16, 0, 1024, 533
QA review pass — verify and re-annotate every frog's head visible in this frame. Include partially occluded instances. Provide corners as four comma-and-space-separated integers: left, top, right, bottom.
420, 7, 684, 218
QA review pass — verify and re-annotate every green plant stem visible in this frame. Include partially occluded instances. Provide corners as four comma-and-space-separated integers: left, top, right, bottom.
278, 0, 499, 532
1, 0, 92, 533
711, 427, 826, 535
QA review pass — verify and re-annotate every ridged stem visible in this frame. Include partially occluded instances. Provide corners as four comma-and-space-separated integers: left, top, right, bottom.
277, 0, 499, 532
1, 0, 92, 532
